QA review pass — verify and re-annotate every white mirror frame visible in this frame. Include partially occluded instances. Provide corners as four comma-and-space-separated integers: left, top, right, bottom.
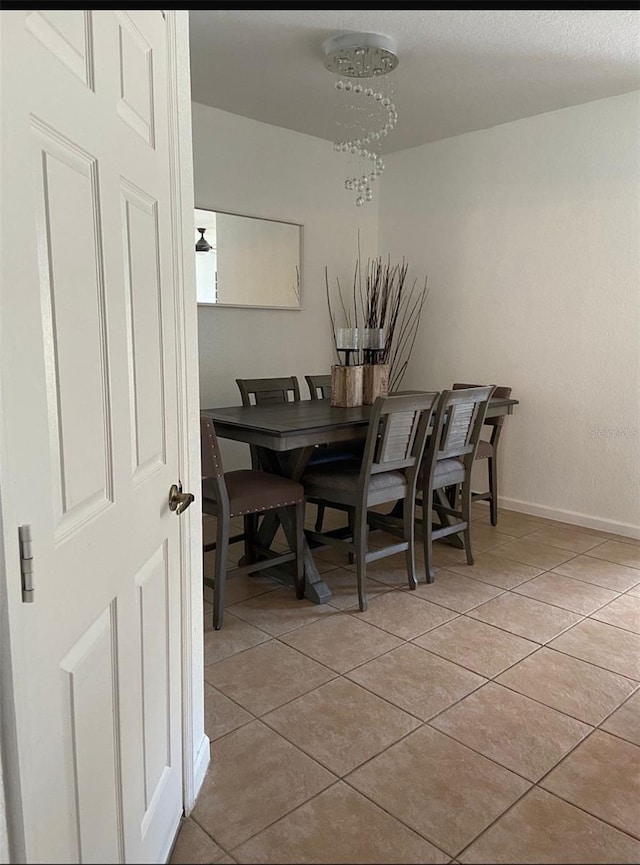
195, 207, 303, 310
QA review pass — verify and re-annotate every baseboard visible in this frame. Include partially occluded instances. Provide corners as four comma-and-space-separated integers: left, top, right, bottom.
190, 733, 211, 812
163, 734, 210, 863
500, 496, 640, 540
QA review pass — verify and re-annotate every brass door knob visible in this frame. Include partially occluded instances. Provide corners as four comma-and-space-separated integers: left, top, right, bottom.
168, 483, 195, 515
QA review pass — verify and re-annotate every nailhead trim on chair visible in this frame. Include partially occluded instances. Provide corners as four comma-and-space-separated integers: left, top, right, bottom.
230, 497, 303, 517
204, 423, 303, 514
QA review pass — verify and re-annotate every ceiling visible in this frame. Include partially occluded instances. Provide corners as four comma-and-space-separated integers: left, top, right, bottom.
188, 9, 640, 154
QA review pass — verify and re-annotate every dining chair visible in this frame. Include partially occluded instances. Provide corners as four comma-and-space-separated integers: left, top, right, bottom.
304, 371, 371, 536
417, 386, 496, 583
453, 382, 512, 526
305, 374, 332, 400
237, 375, 361, 533
236, 376, 301, 471
200, 416, 305, 630
302, 391, 439, 611
237, 375, 301, 406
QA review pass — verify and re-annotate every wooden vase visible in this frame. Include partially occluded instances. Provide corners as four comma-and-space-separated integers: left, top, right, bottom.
362, 363, 389, 404
330, 364, 363, 407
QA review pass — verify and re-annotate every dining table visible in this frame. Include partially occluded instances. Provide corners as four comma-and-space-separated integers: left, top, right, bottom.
200, 394, 519, 604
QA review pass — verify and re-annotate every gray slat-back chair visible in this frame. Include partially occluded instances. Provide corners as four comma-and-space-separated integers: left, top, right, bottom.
200, 416, 304, 630
304, 372, 368, 535
236, 376, 301, 470
418, 386, 496, 582
305, 374, 332, 400
237, 374, 361, 534
453, 382, 513, 525
303, 392, 440, 611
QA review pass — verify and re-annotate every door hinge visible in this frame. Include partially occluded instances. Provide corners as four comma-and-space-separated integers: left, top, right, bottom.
18, 525, 34, 603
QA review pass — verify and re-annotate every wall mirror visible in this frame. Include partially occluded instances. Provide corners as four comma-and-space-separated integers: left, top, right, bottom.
195, 208, 303, 309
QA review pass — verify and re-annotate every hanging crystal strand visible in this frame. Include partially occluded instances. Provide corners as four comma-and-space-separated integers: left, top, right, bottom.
354, 83, 365, 205
335, 76, 354, 198
323, 33, 399, 207
334, 71, 396, 207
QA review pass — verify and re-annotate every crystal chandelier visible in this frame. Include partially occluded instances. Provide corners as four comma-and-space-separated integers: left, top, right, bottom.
322, 32, 399, 207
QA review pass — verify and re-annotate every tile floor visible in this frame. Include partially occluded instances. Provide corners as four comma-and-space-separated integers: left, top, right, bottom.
170, 504, 640, 864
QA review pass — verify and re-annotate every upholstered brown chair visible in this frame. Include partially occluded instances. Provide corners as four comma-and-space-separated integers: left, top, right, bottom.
200, 416, 304, 630
453, 383, 512, 526
417, 386, 495, 582
303, 392, 439, 611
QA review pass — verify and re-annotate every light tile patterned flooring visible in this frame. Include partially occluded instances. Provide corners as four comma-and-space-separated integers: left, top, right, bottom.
170, 504, 640, 864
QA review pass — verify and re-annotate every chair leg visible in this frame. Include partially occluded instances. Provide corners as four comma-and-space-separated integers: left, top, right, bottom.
348, 509, 356, 565
461, 482, 474, 566
314, 503, 325, 532
446, 483, 457, 508
488, 456, 498, 526
403, 494, 418, 591
213, 512, 230, 630
243, 513, 257, 568
293, 502, 305, 600
435, 485, 463, 549
423, 488, 435, 583
354, 507, 368, 611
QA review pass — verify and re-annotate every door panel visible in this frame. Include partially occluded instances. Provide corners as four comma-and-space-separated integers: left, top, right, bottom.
26, 10, 94, 87
59, 607, 122, 864
1, 10, 185, 863
121, 182, 167, 481
115, 12, 156, 147
33, 119, 115, 537
137, 542, 171, 810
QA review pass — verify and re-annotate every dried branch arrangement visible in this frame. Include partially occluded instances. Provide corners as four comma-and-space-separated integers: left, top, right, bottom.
326, 248, 430, 392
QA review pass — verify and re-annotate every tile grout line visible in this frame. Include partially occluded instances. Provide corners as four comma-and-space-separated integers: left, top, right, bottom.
488, 649, 640, 726
195, 513, 639, 863
206, 596, 638, 746
226, 775, 453, 863
595, 683, 640, 727
209, 636, 637, 849
441, 724, 640, 860
205, 598, 638, 751
532, 726, 640, 841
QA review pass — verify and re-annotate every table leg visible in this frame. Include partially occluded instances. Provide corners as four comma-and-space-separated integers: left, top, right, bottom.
253, 445, 333, 605
433, 486, 464, 548
254, 512, 279, 552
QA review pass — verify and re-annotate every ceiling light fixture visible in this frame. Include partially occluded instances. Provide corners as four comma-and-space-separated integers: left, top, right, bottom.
322, 31, 399, 207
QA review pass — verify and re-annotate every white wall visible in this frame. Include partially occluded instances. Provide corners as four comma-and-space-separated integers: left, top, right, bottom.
192, 103, 378, 469
0, 731, 7, 865
379, 92, 640, 537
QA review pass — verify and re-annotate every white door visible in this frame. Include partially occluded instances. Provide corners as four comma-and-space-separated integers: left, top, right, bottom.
1, 10, 190, 863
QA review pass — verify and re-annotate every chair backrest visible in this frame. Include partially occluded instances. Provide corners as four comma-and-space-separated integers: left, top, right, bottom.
235, 377, 301, 468
358, 392, 440, 498
452, 382, 512, 428
236, 376, 301, 407
305, 374, 332, 400
424, 386, 496, 476
200, 416, 225, 477
200, 415, 229, 511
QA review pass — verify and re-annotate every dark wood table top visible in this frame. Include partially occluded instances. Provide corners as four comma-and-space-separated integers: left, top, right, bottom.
201, 395, 519, 452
